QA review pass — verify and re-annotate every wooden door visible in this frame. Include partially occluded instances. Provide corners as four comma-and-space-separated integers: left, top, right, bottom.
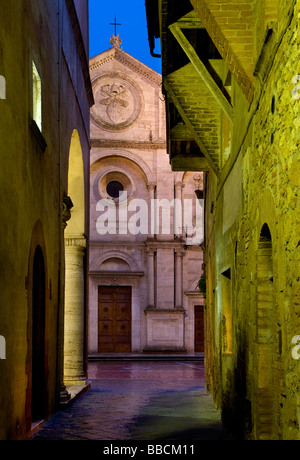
194, 305, 204, 352
98, 286, 132, 353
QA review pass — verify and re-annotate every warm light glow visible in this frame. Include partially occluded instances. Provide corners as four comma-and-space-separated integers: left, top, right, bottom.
32, 61, 42, 131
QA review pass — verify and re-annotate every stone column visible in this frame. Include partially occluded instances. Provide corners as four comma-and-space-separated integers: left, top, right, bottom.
147, 183, 156, 238
147, 248, 155, 308
64, 236, 86, 385
59, 197, 73, 403
175, 248, 184, 309
174, 181, 183, 237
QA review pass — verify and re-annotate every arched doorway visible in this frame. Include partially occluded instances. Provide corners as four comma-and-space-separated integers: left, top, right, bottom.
64, 130, 87, 385
255, 223, 274, 439
31, 246, 46, 422
25, 221, 48, 433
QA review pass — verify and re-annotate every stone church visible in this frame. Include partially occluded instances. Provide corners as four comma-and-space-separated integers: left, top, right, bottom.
88, 35, 205, 355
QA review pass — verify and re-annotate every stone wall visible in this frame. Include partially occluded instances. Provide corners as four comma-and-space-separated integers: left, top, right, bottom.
205, 0, 300, 439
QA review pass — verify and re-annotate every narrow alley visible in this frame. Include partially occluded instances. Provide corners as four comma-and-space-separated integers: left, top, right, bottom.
28, 359, 231, 441
2, 0, 300, 442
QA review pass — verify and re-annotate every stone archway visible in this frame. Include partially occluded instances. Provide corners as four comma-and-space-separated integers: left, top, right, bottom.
90, 149, 155, 185
63, 130, 87, 386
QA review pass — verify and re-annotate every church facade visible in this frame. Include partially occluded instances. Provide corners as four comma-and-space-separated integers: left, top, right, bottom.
88, 35, 204, 355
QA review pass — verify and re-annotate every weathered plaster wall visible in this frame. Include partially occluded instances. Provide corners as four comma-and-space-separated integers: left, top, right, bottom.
0, 0, 90, 440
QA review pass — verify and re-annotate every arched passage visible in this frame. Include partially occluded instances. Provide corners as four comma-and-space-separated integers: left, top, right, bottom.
255, 223, 274, 439
31, 246, 46, 422
65, 130, 85, 236
64, 130, 87, 385
25, 220, 48, 432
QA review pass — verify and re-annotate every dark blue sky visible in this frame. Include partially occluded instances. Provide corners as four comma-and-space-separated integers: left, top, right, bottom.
88, 0, 161, 74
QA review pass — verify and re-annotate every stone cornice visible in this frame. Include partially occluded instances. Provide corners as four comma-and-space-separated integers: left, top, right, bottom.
90, 47, 162, 86
64, 236, 87, 248
184, 290, 203, 298
91, 139, 167, 150
89, 241, 146, 249
144, 306, 186, 313
145, 239, 185, 251
89, 271, 144, 277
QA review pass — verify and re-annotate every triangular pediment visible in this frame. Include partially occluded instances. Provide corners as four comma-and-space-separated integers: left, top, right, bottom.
90, 46, 161, 85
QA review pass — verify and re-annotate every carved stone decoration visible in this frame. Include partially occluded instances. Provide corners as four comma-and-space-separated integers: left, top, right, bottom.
109, 34, 122, 49
62, 195, 73, 230
100, 83, 129, 124
91, 72, 143, 131
111, 277, 120, 286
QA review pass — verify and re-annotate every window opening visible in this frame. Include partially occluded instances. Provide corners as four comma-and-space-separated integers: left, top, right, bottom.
32, 61, 42, 131
107, 181, 124, 199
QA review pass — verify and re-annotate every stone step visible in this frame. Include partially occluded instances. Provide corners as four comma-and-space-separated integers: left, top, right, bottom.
88, 352, 204, 361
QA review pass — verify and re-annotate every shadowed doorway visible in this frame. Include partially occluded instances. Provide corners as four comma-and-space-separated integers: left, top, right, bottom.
31, 245, 46, 423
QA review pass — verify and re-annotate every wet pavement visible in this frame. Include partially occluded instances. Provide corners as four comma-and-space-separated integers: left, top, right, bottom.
28, 360, 231, 441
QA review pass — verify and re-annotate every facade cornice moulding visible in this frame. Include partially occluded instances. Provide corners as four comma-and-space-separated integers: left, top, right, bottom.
89, 271, 144, 277
145, 240, 186, 251
91, 139, 167, 150
89, 241, 146, 248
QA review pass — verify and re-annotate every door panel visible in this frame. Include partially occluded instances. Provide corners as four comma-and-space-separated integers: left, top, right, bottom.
98, 286, 131, 353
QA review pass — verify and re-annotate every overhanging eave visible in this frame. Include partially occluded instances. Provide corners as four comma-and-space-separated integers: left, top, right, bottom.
169, 21, 234, 125
164, 78, 220, 177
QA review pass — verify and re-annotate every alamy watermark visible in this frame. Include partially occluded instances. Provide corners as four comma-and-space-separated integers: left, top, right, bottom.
95, 193, 204, 245
292, 75, 300, 100
0, 336, 6, 360
292, 335, 300, 360
0, 76, 6, 100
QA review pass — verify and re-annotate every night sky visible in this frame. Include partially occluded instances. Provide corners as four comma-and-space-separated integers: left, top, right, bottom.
89, 0, 162, 74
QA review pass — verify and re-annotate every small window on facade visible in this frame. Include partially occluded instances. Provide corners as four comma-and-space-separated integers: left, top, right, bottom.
32, 61, 42, 131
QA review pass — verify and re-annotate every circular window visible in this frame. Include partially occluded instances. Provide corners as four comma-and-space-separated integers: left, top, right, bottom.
97, 170, 135, 203
106, 181, 124, 198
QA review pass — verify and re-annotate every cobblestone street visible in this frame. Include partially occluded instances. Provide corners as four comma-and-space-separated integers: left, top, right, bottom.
28, 360, 230, 441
